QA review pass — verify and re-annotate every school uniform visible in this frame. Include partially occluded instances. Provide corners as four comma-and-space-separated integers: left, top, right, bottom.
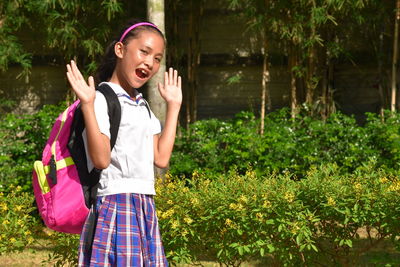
78, 82, 168, 267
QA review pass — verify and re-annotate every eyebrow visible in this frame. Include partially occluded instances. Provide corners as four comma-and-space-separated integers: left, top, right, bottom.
143, 45, 163, 57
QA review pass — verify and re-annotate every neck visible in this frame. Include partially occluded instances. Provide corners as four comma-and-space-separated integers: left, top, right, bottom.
109, 72, 137, 97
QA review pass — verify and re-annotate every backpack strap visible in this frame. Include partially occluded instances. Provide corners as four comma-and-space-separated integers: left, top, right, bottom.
97, 83, 122, 150
83, 83, 121, 256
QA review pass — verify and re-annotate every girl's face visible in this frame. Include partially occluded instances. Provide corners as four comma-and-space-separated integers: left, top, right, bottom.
113, 30, 165, 91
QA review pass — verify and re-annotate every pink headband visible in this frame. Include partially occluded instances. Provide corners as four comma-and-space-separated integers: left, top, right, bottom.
118, 22, 159, 42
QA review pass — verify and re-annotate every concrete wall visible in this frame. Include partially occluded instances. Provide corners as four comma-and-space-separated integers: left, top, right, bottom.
0, 1, 386, 122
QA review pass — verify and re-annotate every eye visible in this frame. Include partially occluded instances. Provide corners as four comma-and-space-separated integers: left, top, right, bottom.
140, 49, 149, 55
155, 57, 162, 63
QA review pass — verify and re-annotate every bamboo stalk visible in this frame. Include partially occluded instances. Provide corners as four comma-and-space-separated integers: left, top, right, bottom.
260, 31, 270, 135
391, 0, 400, 112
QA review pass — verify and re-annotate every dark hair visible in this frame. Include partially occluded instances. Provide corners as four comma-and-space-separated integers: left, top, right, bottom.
95, 19, 165, 84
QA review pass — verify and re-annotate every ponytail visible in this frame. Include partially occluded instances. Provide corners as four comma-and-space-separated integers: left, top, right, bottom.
95, 41, 117, 84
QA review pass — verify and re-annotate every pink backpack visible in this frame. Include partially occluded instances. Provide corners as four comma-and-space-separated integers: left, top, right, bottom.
32, 84, 121, 234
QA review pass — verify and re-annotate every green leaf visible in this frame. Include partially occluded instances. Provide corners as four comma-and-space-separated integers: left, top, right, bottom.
267, 244, 275, 253
260, 247, 265, 257
238, 246, 244, 256
311, 244, 318, 252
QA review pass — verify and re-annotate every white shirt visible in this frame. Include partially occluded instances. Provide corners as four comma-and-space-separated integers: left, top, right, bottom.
82, 82, 162, 196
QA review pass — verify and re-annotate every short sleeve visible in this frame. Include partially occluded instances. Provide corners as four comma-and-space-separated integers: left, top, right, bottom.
150, 110, 162, 135
94, 91, 111, 138
82, 91, 110, 172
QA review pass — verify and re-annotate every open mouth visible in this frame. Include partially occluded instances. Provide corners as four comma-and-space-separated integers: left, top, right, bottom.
136, 68, 149, 79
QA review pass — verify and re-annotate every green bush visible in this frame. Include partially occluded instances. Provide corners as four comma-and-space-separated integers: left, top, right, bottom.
0, 103, 66, 191
0, 185, 38, 254
170, 109, 400, 178
155, 164, 400, 266
44, 231, 80, 267
365, 111, 400, 170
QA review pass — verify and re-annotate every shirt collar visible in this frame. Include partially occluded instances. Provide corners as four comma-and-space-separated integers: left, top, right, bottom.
99, 82, 145, 105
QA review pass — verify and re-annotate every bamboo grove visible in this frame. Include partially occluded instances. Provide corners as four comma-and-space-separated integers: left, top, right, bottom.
1, 0, 399, 132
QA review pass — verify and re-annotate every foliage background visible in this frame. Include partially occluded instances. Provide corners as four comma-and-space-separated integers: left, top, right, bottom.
1, 0, 400, 266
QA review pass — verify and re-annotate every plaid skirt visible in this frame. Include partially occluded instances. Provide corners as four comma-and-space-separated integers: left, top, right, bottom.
78, 193, 168, 267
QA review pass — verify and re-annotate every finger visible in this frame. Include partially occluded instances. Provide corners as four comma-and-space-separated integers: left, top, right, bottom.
66, 69, 76, 88
88, 76, 95, 89
173, 69, 178, 86
164, 71, 168, 86
178, 76, 182, 89
71, 60, 84, 81
66, 64, 74, 80
169, 67, 173, 85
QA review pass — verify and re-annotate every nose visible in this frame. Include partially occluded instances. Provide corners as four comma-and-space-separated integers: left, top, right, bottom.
144, 56, 153, 70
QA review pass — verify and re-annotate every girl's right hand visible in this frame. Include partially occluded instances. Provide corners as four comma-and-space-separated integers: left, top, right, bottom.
66, 60, 96, 105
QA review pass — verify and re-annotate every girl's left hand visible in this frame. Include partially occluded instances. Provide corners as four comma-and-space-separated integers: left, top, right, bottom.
158, 67, 182, 106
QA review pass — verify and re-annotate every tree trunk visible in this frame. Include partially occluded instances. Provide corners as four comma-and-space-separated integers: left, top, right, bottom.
147, 0, 167, 122
147, 0, 167, 178
260, 30, 271, 135
306, 46, 317, 110
289, 44, 298, 119
391, 0, 400, 112
186, 0, 202, 129
186, 0, 194, 128
306, 0, 318, 110
378, 26, 386, 115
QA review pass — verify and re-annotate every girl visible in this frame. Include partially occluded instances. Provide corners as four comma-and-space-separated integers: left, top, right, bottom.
66, 20, 181, 266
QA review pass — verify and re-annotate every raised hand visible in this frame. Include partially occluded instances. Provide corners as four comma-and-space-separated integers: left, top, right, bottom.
158, 67, 182, 106
66, 60, 96, 105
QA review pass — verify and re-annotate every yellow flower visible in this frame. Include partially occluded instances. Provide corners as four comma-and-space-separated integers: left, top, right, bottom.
229, 203, 244, 211
290, 223, 300, 235
263, 200, 272, 208
354, 182, 362, 191
245, 169, 256, 179
182, 187, 189, 193
16, 186, 22, 192
161, 209, 175, 219
190, 198, 199, 206
171, 220, 179, 229
1, 204, 8, 211
167, 200, 173, 205
255, 212, 263, 221
2, 220, 9, 225
225, 218, 233, 227
10, 237, 16, 243
15, 205, 23, 211
24, 231, 31, 236
165, 172, 172, 181
388, 181, 400, 192
181, 229, 188, 237
184, 217, 193, 224
17, 219, 24, 226
156, 210, 162, 218
27, 237, 34, 244
46, 230, 53, 236
166, 182, 176, 190
327, 196, 336, 206
380, 177, 389, 184
202, 179, 211, 187
239, 195, 248, 203
284, 192, 295, 203
192, 170, 200, 179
